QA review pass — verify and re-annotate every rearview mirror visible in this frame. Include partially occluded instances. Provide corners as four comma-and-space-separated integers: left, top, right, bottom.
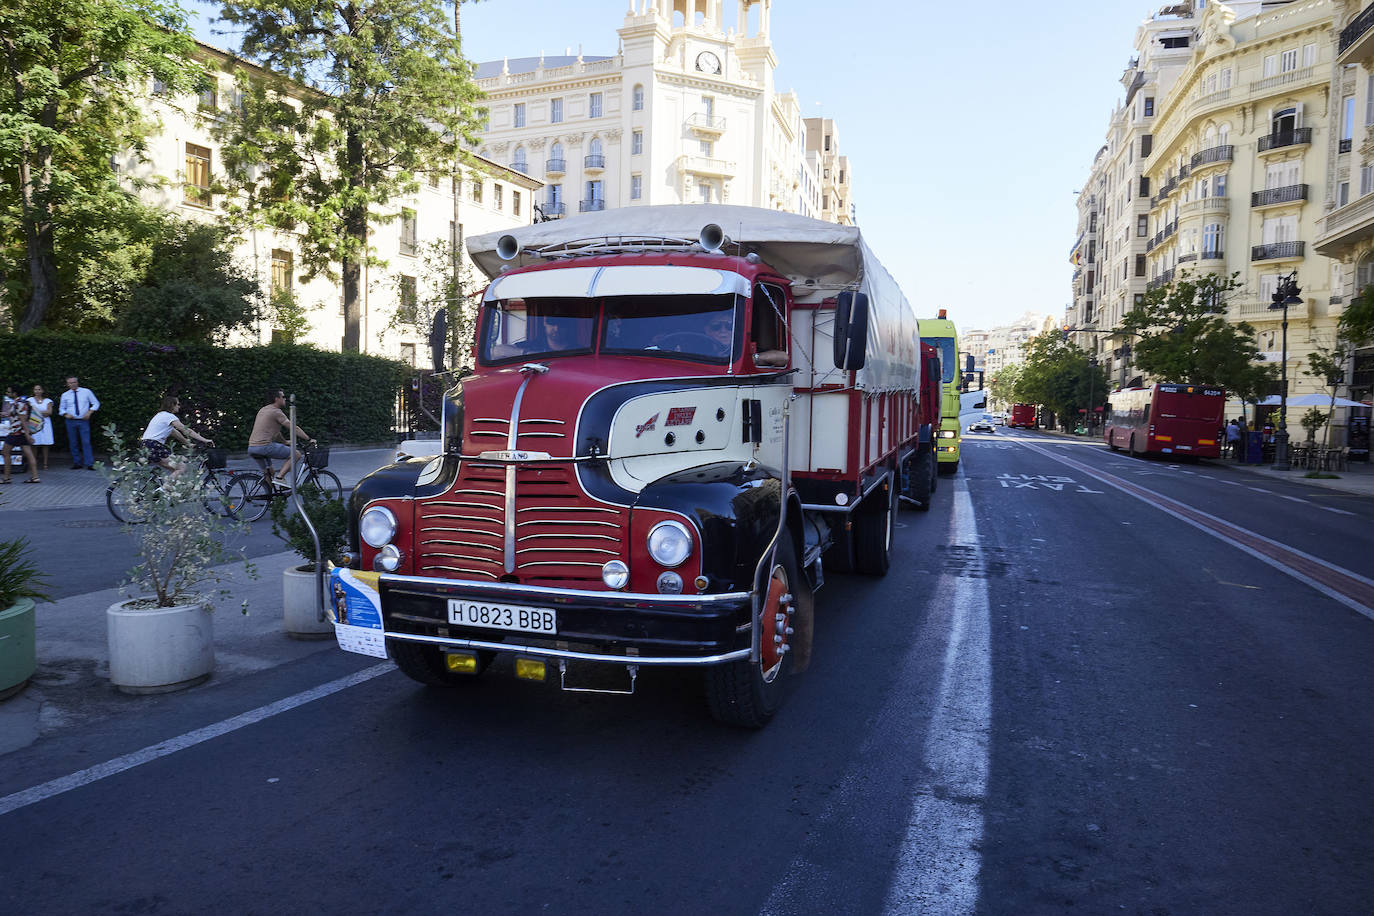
833, 291, 869, 370
429, 309, 448, 372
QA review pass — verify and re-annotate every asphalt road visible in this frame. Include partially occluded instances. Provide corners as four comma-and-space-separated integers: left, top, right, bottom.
3, 433, 1372, 915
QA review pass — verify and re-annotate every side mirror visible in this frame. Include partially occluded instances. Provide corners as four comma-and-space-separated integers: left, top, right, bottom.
833, 291, 869, 370
429, 309, 448, 372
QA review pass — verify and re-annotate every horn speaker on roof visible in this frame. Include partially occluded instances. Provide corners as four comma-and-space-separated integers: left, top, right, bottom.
496, 234, 522, 261
699, 223, 726, 253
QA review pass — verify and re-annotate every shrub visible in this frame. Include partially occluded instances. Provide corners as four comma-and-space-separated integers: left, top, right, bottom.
0, 538, 50, 607
270, 484, 350, 570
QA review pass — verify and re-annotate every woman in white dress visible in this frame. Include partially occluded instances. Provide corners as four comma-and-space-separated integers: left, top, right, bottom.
27, 383, 54, 471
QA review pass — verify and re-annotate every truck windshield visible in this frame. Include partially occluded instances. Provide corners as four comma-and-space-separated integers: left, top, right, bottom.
478, 298, 598, 364
602, 294, 739, 364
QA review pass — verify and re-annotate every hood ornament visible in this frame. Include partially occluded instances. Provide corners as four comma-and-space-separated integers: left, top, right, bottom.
520, 362, 550, 376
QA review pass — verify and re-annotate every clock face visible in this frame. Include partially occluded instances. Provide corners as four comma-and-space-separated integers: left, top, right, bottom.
696, 51, 721, 74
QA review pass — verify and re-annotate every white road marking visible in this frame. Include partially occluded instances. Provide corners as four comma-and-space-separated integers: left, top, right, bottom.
883, 482, 990, 914
1321, 505, 1357, 517
1220, 480, 1242, 486
0, 663, 393, 817
1278, 494, 1308, 504
1248, 487, 1272, 493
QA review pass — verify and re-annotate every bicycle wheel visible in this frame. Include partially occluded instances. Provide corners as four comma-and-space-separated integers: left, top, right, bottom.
107, 474, 152, 524
307, 469, 343, 500
201, 470, 237, 518
234, 472, 274, 523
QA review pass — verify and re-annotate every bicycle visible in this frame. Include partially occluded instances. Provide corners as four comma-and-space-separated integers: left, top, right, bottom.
233, 444, 342, 523
106, 447, 250, 524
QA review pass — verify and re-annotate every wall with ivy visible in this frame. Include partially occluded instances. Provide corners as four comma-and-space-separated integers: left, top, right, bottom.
0, 332, 408, 455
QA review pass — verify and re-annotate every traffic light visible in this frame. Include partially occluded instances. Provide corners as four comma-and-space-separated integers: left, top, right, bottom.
1061, 327, 1070, 342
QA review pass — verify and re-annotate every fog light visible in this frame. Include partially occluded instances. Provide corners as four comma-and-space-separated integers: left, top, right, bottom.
445, 651, 479, 674
656, 571, 683, 594
602, 560, 629, 589
374, 544, 402, 572
514, 657, 547, 681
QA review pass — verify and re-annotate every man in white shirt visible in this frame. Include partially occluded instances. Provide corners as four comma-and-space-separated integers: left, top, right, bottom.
60, 375, 100, 469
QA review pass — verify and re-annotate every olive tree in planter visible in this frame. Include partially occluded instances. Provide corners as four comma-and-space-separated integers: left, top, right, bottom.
0, 537, 50, 700
270, 484, 349, 638
102, 426, 255, 694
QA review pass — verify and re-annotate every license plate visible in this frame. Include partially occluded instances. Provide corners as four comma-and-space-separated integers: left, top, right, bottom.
447, 599, 557, 635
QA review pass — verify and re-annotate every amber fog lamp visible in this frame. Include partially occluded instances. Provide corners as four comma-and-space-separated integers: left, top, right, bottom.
445, 651, 479, 674
360, 506, 397, 548
514, 657, 547, 682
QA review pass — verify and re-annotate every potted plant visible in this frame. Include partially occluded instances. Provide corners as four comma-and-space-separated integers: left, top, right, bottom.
0, 536, 49, 700
101, 426, 254, 694
270, 483, 349, 638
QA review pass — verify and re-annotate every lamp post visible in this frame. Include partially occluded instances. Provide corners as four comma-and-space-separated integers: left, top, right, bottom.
1268, 271, 1303, 471
1088, 354, 1097, 437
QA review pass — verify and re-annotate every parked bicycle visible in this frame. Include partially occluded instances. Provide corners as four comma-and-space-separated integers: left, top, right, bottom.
106, 446, 249, 524
233, 444, 342, 523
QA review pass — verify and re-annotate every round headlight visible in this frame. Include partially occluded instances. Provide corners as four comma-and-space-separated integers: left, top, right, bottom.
360, 506, 397, 548
647, 521, 693, 567
602, 560, 629, 590
374, 544, 402, 572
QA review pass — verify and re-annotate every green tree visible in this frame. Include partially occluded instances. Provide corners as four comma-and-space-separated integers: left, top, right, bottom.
0, 0, 204, 330
1338, 284, 1374, 347
266, 287, 314, 343
988, 362, 1022, 412
1120, 271, 1276, 402
381, 238, 479, 368
1016, 330, 1107, 429
1303, 341, 1351, 448
114, 216, 263, 343
214, 0, 487, 351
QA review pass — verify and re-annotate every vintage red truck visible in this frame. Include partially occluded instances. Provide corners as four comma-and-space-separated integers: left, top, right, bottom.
327, 205, 930, 726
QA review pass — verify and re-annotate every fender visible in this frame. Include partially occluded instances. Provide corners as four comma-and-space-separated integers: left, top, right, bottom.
345, 456, 458, 553
917, 422, 932, 446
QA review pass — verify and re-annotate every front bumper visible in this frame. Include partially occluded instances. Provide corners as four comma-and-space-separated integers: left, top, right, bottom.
329, 568, 754, 666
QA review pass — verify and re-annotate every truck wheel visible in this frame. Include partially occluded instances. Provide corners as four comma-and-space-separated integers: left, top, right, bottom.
904, 449, 933, 511
705, 537, 800, 728
389, 639, 492, 686
854, 478, 894, 576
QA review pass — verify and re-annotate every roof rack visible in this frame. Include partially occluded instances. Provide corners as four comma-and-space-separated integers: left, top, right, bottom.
528, 235, 718, 260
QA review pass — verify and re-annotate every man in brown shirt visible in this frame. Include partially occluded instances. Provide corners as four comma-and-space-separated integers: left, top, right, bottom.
248, 389, 314, 486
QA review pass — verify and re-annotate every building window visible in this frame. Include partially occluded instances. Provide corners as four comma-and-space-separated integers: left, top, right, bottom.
550, 97, 563, 123
270, 249, 293, 291
586, 179, 603, 203
1140, 134, 1152, 157
197, 85, 217, 111
400, 342, 416, 367
399, 209, 417, 256
183, 143, 212, 207
547, 184, 562, 210
824, 134, 831, 152
513, 145, 527, 173
1135, 254, 1146, 277
1214, 173, 1227, 197
700, 182, 713, 204
493, 183, 503, 209
428, 172, 440, 189
152, 77, 167, 95
699, 139, 712, 156
1280, 49, 1297, 73
1134, 293, 1145, 307
1137, 215, 1148, 237
1339, 181, 1350, 207
514, 102, 526, 127
632, 130, 642, 155
1220, 67, 1231, 89
1303, 43, 1316, 68
512, 190, 521, 216
471, 178, 483, 202
1362, 164, 1374, 196
1263, 55, 1276, 78
1344, 96, 1356, 145
631, 174, 642, 200
398, 275, 418, 322
1144, 96, 1154, 117
589, 92, 602, 118
632, 84, 644, 111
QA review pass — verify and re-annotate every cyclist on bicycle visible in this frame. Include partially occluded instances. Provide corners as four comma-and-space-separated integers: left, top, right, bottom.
248, 389, 315, 488
140, 396, 215, 477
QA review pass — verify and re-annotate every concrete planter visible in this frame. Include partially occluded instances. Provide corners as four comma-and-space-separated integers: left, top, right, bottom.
0, 598, 37, 700
283, 564, 333, 639
107, 598, 214, 695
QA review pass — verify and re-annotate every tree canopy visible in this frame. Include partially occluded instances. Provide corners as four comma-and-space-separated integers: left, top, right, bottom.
1119, 270, 1276, 404
215, 0, 488, 351
0, 0, 204, 330
1015, 330, 1108, 428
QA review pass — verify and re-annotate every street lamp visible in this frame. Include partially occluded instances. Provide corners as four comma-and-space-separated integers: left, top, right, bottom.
1268, 271, 1303, 471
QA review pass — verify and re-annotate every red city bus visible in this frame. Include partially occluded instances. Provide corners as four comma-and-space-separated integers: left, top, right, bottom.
1008, 403, 1036, 429
1104, 383, 1226, 458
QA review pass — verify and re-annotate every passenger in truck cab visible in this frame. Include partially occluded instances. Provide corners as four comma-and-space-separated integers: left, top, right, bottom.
541, 315, 589, 351
704, 314, 733, 356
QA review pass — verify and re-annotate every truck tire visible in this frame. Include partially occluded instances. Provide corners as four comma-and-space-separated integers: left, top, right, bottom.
705, 536, 800, 728
853, 478, 894, 576
905, 449, 933, 511
389, 638, 492, 686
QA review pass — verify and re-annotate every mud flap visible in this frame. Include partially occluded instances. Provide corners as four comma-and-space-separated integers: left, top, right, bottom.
789, 579, 815, 673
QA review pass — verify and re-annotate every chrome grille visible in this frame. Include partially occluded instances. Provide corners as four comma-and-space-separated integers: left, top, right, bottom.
414, 459, 625, 585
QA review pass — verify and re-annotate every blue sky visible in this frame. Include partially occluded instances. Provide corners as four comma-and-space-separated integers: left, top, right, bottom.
189, 0, 1152, 332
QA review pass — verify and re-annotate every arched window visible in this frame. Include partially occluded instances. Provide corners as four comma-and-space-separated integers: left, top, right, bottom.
1357, 253, 1374, 292
1272, 107, 1298, 135
590, 137, 602, 157
632, 84, 644, 112
513, 145, 527, 172
551, 141, 563, 161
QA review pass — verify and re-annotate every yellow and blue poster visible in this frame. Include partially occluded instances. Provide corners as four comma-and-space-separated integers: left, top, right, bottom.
329, 568, 388, 659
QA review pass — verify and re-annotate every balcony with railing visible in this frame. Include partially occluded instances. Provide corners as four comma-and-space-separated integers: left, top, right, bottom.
1199, 249, 1225, 262
1163, 219, 1178, 240
1316, 190, 1374, 256
1178, 253, 1198, 264
1251, 184, 1308, 209
1251, 240, 1305, 262
579, 198, 606, 212
1190, 145, 1234, 170
541, 201, 566, 218
583, 154, 605, 171
1147, 267, 1177, 291
685, 112, 726, 136
545, 158, 566, 176
1257, 128, 1312, 154
677, 154, 735, 178
1180, 196, 1230, 219
1339, 2, 1374, 60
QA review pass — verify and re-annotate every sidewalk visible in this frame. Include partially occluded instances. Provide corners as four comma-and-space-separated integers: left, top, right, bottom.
0, 445, 399, 513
